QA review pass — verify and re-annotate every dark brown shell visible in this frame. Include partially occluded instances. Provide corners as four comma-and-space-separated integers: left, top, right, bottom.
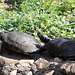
37, 31, 75, 59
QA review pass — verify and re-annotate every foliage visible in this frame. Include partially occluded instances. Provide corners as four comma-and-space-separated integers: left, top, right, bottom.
0, 0, 75, 39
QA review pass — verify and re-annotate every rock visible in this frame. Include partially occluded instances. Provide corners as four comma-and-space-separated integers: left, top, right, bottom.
19, 59, 34, 64
0, 57, 75, 75
35, 58, 50, 69
0, 44, 75, 75
25, 71, 32, 75
71, 63, 75, 73
60, 62, 75, 75
0, 56, 18, 66
0, 57, 5, 66
0, 60, 37, 75
10, 70, 17, 75
37, 63, 43, 69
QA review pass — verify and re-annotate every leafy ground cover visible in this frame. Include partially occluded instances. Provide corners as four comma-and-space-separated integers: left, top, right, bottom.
0, 0, 75, 39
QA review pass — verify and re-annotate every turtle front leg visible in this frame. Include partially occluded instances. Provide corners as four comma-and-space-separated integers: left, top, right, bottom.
30, 53, 41, 60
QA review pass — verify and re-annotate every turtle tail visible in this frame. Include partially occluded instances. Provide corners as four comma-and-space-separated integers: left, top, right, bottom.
37, 31, 50, 44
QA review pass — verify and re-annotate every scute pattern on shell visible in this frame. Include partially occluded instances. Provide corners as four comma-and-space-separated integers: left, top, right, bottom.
37, 31, 75, 60
0, 31, 41, 54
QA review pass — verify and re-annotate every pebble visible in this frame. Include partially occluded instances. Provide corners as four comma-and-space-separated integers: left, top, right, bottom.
35, 58, 50, 69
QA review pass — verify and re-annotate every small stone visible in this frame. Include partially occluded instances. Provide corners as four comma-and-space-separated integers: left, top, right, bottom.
10, 70, 17, 75
66, 64, 72, 72
35, 58, 50, 69
60, 63, 68, 69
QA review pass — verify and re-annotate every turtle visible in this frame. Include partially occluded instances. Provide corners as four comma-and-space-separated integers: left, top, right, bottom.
37, 31, 75, 60
0, 31, 41, 60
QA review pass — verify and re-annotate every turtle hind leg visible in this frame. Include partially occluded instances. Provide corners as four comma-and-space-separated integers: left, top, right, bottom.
37, 31, 50, 44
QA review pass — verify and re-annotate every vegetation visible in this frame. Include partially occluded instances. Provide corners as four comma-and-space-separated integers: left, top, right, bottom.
0, 0, 75, 39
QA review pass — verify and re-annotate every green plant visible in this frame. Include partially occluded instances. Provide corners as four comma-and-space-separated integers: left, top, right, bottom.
0, 0, 75, 39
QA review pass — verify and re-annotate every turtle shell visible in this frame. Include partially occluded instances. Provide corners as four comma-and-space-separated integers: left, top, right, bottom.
46, 38, 75, 57
0, 31, 41, 54
37, 31, 75, 59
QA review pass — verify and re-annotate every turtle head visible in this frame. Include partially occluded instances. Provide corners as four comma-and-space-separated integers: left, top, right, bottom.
37, 31, 50, 44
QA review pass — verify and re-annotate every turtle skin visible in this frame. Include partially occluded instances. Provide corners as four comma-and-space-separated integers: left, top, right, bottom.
37, 31, 75, 60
